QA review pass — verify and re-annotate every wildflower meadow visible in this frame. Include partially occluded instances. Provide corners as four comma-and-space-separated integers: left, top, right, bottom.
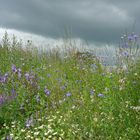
0, 32, 140, 139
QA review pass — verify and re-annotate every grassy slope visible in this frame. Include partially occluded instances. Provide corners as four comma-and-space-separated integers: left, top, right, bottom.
0, 40, 140, 139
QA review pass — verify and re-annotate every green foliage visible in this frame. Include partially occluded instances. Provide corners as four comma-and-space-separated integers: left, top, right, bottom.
0, 33, 140, 139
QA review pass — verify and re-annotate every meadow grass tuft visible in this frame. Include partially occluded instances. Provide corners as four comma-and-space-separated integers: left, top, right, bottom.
0, 32, 140, 139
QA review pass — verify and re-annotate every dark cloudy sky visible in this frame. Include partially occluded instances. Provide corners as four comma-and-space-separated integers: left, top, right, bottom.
0, 0, 140, 45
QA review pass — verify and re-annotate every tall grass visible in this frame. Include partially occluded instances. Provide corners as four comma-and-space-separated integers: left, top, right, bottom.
0, 32, 140, 140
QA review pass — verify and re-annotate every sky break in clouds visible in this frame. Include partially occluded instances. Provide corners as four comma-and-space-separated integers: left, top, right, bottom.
0, 0, 140, 47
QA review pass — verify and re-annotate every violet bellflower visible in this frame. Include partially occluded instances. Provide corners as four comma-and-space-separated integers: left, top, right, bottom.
25, 73, 30, 81
98, 93, 104, 97
128, 34, 139, 41
12, 64, 17, 73
44, 88, 50, 96
0, 73, 8, 83
66, 92, 71, 97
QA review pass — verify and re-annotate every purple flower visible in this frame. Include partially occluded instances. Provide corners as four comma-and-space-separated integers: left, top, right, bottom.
0, 76, 6, 83
25, 73, 30, 81
66, 92, 71, 97
47, 74, 51, 78
133, 34, 139, 40
98, 93, 104, 97
11, 89, 17, 99
127, 34, 139, 41
122, 43, 129, 48
0, 73, 8, 83
60, 85, 66, 90
0, 95, 5, 105
44, 88, 50, 96
5, 135, 13, 140
11, 89, 16, 95
12, 64, 17, 73
128, 35, 134, 41
25, 118, 33, 128
122, 50, 129, 57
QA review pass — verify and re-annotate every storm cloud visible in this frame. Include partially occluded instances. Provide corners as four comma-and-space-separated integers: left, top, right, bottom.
0, 0, 139, 45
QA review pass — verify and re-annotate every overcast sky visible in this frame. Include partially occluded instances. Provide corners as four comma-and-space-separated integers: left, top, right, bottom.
0, 0, 140, 46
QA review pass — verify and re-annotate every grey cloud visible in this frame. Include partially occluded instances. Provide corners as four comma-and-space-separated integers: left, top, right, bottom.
0, 0, 139, 44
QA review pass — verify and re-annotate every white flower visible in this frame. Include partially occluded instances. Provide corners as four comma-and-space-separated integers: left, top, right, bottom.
21, 129, 25, 132
38, 125, 44, 129
34, 131, 40, 136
